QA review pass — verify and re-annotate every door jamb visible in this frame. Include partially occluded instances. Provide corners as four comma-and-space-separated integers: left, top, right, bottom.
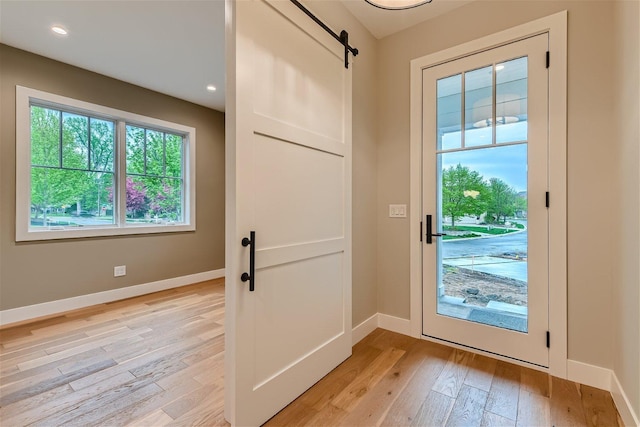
408, 11, 567, 378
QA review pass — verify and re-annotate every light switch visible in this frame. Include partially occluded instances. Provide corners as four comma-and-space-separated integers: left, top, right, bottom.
389, 204, 407, 218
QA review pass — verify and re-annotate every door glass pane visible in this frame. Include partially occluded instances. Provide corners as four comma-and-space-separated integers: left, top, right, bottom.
496, 57, 528, 143
464, 66, 493, 147
437, 74, 462, 151
437, 143, 528, 332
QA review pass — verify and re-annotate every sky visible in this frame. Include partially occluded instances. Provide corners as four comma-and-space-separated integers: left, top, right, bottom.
440, 143, 528, 192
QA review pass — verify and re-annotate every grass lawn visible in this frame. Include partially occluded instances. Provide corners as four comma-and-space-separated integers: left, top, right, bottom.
443, 224, 520, 236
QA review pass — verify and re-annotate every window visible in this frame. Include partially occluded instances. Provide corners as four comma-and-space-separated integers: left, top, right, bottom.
16, 86, 196, 241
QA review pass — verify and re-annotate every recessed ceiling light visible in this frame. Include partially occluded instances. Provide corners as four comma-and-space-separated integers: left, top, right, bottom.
51, 26, 68, 35
206, 85, 217, 92
495, 64, 505, 71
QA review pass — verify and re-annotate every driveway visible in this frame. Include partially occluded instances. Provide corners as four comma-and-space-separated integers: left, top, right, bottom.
442, 230, 528, 258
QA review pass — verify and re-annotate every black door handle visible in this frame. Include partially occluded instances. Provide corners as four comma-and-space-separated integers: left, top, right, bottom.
426, 215, 446, 244
241, 231, 255, 291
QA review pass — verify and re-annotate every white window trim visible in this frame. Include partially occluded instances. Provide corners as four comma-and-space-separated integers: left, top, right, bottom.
16, 85, 196, 241
409, 11, 567, 378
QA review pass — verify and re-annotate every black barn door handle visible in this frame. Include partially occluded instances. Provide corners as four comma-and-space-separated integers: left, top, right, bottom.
241, 231, 255, 291
426, 215, 446, 244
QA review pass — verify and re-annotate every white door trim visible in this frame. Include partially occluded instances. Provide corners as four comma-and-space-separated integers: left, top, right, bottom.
409, 11, 567, 378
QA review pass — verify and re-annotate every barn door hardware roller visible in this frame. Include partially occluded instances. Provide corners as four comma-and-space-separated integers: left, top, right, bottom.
290, 0, 359, 68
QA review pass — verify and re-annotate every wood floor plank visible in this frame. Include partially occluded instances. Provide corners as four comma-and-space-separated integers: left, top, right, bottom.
381, 341, 453, 425
464, 353, 497, 392
339, 340, 432, 425
484, 360, 520, 421
481, 410, 517, 427
550, 376, 588, 426
517, 389, 550, 427
520, 366, 550, 397
124, 408, 173, 427
331, 347, 405, 412
297, 343, 382, 411
579, 384, 620, 427
444, 384, 489, 427
411, 390, 455, 427
265, 400, 319, 426
431, 349, 472, 398
98, 375, 206, 426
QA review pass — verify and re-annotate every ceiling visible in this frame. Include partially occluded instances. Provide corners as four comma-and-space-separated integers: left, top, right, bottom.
340, 0, 471, 39
0, 0, 470, 113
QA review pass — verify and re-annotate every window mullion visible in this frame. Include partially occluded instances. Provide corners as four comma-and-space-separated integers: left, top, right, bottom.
87, 117, 92, 170
492, 63, 497, 145
58, 110, 63, 167
117, 121, 127, 227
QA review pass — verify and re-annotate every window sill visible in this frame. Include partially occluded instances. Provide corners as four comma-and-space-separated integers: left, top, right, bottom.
16, 223, 196, 242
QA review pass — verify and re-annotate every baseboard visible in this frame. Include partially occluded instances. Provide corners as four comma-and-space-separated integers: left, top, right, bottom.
352, 313, 378, 345
377, 313, 412, 336
567, 359, 612, 391
611, 371, 640, 427
0, 269, 225, 327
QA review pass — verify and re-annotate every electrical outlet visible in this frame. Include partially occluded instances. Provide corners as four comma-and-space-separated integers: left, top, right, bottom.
389, 204, 407, 218
114, 265, 126, 277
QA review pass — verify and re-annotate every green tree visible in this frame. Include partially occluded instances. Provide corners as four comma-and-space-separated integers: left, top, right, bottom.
486, 178, 518, 224
62, 115, 115, 216
441, 164, 488, 227
30, 107, 89, 224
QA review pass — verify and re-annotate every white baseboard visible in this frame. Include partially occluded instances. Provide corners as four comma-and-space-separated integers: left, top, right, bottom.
352, 313, 378, 345
351, 312, 413, 346
611, 371, 640, 427
567, 359, 612, 391
0, 269, 225, 327
377, 313, 412, 336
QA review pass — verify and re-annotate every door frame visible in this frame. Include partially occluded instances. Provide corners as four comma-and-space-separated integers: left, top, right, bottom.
408, 11, 568, 378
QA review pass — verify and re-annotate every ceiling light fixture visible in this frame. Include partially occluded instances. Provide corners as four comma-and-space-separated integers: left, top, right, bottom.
495, 64, 505, 71
206, 85, 217, 92
51, 26, 68, 35
365, 0, 432, 10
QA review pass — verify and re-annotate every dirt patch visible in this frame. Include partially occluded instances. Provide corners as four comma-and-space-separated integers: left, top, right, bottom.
443, 266, 527, 307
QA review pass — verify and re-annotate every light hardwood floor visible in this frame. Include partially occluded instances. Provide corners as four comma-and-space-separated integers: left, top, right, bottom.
1, 280, 621, 426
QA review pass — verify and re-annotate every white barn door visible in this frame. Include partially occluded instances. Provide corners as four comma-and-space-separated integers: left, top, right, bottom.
225, 1, 352, 425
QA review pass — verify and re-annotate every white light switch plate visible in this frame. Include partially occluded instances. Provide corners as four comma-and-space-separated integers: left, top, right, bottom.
389, 204, 407, 218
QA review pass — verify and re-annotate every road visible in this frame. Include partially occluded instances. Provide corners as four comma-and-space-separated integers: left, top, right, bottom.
442, 230, 528, 258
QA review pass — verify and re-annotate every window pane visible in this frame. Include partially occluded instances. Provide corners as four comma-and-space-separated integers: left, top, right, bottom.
437, 74, 462, 151
125, 176, 183, 224
165, 134, 183, 178
146, 130, 164, 176
126, 125, 145, 174
496, 57, 528, 144
465, 66, 493, 148
90, 118, 115, 172
31, 106, 60, 167
62, 112, 89, 169
30, 167, 114, 228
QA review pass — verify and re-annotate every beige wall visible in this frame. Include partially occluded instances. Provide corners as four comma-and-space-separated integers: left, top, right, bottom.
612, 0, 640, 417
0, 45, 225, 310
304, 1, 380, 326
376, 1, 620, 369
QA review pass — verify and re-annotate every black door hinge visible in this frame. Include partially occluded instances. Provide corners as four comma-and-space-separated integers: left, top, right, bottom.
545, 192, 550, 208
546, 51, 550, 68
420, 221, 423, 242
546, 331, 550, 348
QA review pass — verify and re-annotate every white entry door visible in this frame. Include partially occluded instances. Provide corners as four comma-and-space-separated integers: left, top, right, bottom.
422, 34, 549, 366
225, 1, 352, 425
